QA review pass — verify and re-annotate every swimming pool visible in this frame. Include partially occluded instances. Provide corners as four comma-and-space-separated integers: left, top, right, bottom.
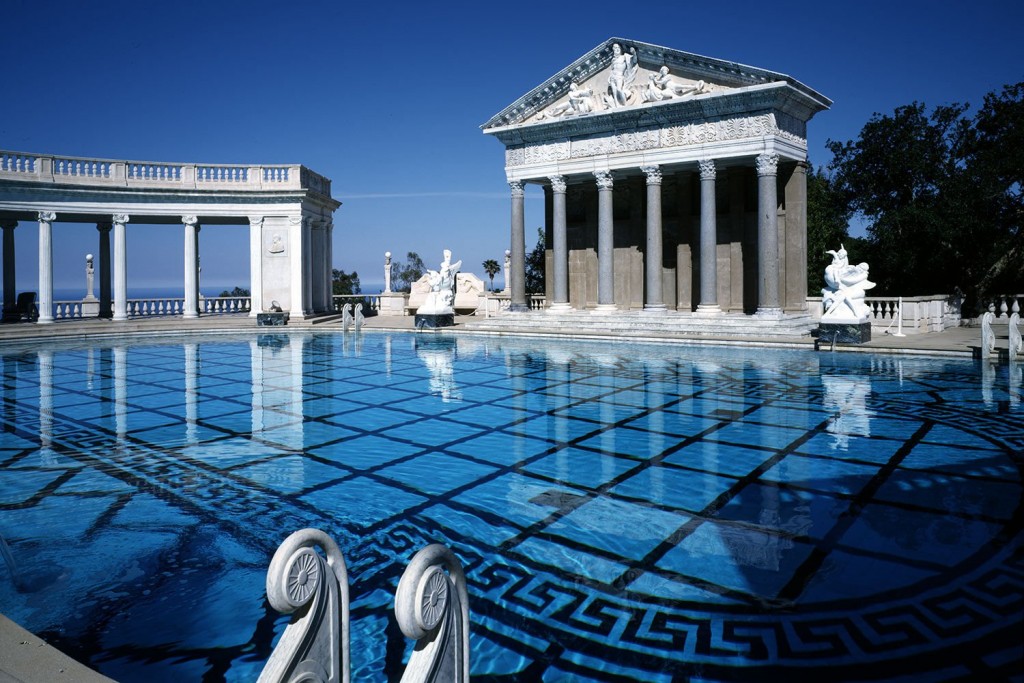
0, 331, 1021, 681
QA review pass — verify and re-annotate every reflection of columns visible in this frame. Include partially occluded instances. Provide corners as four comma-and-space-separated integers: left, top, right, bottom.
509, 181, 527, 311
38, 350, 53, 455
594, 170, 616, 312
114, 346, 128, 443
37, 211, 56, 324
642, 166, 666, 312
112, 214, 130, 321
184, 343, 198, 444
97, 222, 112, 318
697, 160, 721, 314
248, 216, 263, 315
548, 175, 570, 311
2, 221, 16, 319
183, 215, 199, 319
756, 153, 781, 316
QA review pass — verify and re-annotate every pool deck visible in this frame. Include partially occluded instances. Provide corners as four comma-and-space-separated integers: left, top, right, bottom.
0, 311, 998, 358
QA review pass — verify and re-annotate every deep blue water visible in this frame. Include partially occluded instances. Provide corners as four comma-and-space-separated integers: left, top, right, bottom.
0, 332, 1020, 681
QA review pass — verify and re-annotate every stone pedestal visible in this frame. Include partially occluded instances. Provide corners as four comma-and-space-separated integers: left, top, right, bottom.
379, 293, 406, 316
415, 313, 454, 329
818, 321, 871, 344
257, 312, 289, 326
81, 295, 99, 317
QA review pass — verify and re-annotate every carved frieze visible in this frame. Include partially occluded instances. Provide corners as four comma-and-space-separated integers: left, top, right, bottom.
505, 113, 806, 168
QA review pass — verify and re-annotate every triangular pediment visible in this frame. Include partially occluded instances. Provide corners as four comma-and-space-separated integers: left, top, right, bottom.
482, 38, 830, 133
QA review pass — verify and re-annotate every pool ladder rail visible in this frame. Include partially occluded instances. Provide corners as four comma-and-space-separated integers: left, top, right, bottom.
257, 529, 469, 683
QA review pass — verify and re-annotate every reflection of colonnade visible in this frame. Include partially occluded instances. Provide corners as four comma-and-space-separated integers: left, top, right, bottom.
485, 39, 829, 322
0, 153, 340, 322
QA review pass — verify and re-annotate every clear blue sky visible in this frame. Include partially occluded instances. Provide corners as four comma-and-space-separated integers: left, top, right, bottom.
3, 0, 1021, 294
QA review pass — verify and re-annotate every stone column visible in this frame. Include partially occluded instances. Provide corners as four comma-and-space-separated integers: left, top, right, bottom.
112, 213, 130, 321
248, 216, 263, 316
325, 220, 335, 311
37, 211, 56, 324
548, 175, 570, 312
594, 170, 616, 312
784, 161, 809, 311
183, 215, 199, 319
2, 221, 16, 320
756, 153, 781, 316
697, 160, 721, 314
509, 180, 527, 311
97, 222, 112, 318
288, 216, 305, 318
642, 166, 666, 313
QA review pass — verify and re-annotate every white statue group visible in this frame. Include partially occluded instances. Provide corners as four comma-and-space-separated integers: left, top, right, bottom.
821, 244, 875, 322
417, 249, 462, 316
540, 43, 708, 120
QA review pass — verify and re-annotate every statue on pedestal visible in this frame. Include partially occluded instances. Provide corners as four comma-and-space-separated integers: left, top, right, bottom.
821, 244, 875, 321
417, 250, 462, 316
384, 252, 392, 293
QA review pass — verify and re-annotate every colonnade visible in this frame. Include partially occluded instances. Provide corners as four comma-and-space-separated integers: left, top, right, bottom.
507, 152, 799, 316
1, 212, 336, 323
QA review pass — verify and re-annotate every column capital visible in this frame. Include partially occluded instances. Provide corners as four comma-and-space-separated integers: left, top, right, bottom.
112, 213, 130, 225
0, 220, 17, 230
756, 153, 779, 177
509, 180, 525, 198
248, 215, 264, 227
642, 166, 662, 185
288, 216, 303, 227
698, 159, 717, 180
96, 221, 112, 232
594, 170, 613, 190
548, 175, 566, 193
182, 215, 199, 227
37, 211, 56, 223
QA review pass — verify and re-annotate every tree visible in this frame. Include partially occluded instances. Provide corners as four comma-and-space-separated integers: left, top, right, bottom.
481, 259, 500, 291
824, 84, 1023, 312
805, 165, 853, 293
525, 227, 545, 294
391, 251, 425, 293
332, 269, 361, 296
218, 286, 250, 297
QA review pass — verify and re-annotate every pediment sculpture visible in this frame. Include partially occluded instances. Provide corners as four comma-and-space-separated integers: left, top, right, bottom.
536, 44, 714, 122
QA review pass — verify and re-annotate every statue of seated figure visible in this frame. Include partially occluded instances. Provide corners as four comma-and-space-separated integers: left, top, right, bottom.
821, 244, 875, 321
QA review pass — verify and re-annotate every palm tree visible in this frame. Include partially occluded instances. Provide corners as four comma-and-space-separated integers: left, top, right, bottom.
482, 259, 500, 291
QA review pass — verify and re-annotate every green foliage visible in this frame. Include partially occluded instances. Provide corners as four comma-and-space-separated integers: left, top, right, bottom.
332, 269, 361, 296
525, 227, 545, 294
806, 165, 852, 293
218, 286, 250, 297
824, 83, 1023, 312
481, 258, 500, 290
391, 251, 425, 293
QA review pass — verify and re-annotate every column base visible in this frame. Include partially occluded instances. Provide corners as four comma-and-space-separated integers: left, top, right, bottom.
694, 304, 722, 316
183, 312, 199, 320
546, 302, 573, 313
640, 304, 668, 315
755, 307, 783, 319
591, 304, 618, 315
36, 317, 54, 325
507, 303, 531, 313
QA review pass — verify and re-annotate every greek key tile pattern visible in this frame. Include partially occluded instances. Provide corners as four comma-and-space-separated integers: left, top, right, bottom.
0, 334, 1020, 681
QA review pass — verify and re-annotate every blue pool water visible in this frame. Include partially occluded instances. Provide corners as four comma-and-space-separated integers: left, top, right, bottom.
0, 331, 1021, 681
